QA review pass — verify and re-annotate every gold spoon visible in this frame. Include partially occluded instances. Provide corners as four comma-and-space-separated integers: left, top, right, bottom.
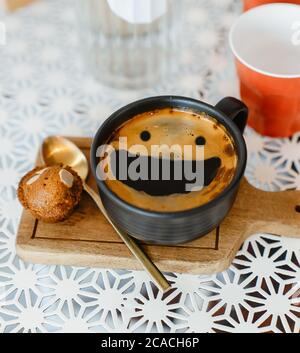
41, 136, 171, 293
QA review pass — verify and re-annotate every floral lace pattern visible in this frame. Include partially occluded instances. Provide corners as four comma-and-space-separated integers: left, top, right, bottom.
0, 0, 299, 333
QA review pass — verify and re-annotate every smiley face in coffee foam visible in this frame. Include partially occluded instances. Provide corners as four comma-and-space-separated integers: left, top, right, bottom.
102, 108, 237, 212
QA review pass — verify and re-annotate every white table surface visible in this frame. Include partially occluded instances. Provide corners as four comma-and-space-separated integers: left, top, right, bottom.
0, 0, 299, 333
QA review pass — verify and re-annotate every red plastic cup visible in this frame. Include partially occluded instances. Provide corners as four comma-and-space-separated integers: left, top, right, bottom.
230, 4, 300, 137
244, 0, 300, 12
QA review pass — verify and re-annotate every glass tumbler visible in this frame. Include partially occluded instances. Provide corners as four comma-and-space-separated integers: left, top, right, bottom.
76, 0, 183, 89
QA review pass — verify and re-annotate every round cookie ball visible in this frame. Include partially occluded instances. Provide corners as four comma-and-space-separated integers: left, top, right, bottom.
18, 165, 83, 223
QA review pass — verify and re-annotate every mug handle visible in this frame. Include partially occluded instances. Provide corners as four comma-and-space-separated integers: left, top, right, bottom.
215, 97, 248, 134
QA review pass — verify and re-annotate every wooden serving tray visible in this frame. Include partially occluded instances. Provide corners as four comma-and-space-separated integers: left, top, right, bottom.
16, 138, 300, 275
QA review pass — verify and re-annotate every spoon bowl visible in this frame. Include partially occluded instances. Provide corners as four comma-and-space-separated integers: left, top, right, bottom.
42, 136, 89, 181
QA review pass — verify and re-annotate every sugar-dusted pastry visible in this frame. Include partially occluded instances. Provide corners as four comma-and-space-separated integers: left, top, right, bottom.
18, 165, 83, 223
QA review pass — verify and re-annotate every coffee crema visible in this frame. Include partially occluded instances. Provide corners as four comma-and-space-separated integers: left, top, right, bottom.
103, 108, 238, 212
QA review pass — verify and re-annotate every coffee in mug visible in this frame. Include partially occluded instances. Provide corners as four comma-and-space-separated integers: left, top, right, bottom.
99, 108, 238, 212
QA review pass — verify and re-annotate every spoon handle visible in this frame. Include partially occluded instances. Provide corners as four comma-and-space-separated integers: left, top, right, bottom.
83, 183, 171, 293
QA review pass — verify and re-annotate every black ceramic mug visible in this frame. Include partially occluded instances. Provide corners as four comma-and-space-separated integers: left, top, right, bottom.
91, 96, 248, 245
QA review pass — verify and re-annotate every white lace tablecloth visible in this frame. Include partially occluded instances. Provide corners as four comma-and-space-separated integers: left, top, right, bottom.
0, 0, 299, 333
